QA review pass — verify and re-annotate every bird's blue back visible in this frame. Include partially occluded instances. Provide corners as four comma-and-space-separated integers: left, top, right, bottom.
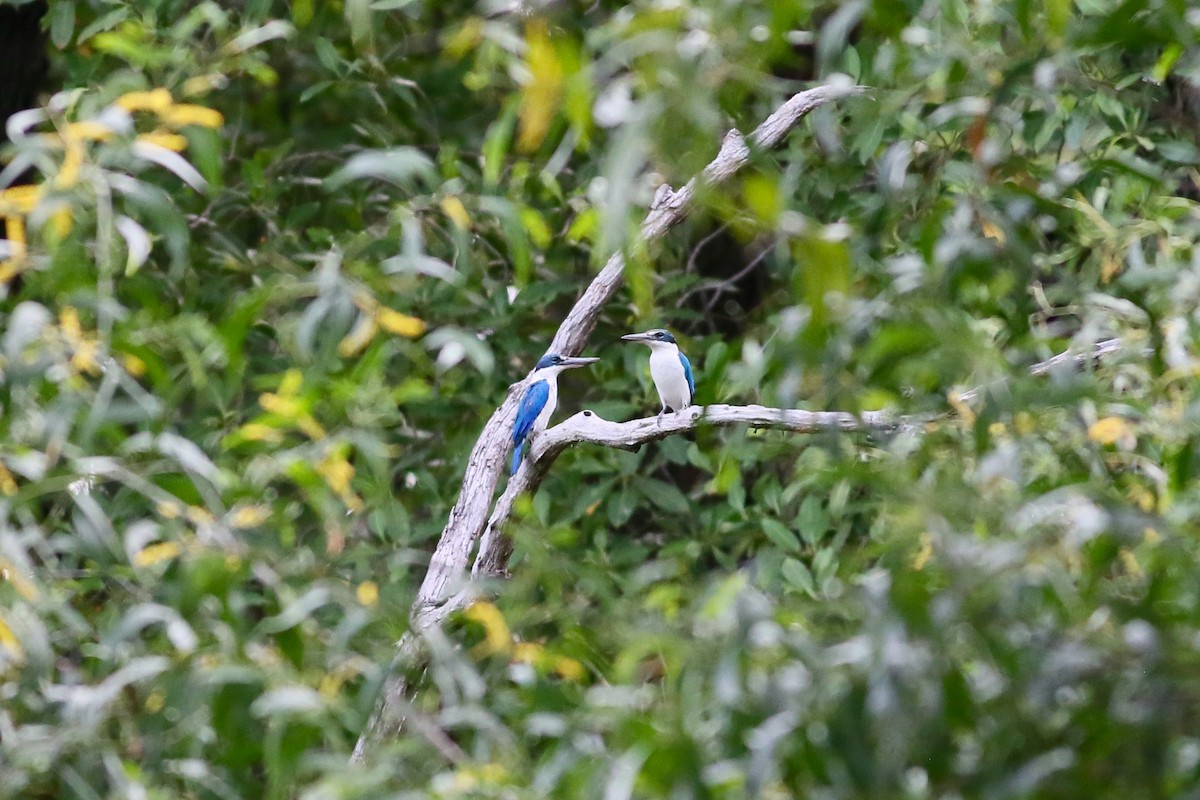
511, 379, 550, 473
513, 379, 550, 443
678, 352, 695, 397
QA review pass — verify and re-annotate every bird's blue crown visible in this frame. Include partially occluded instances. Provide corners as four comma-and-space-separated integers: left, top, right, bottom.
535, 353, 565, 369
646, 329, 676, 344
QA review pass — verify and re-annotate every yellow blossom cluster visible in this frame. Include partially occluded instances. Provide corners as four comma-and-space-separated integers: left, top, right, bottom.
229, 370, 367, 513
0, 87, 223, 283
0, 557, 43, 667
115, 88, 224, 153
337, 289, 427, 358
57, 306, 102, 377
465, 601, 586, 681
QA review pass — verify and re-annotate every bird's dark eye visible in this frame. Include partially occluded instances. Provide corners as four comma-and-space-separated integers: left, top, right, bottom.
656, 332, 665, 339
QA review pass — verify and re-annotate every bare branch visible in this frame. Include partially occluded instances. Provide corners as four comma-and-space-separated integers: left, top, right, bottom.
355, 331, 1134, 759
535, 404, 899, 456
955, 338, 1129, 404
458, 336, 1140, 613
415, 86, 864, 629
547, 83, 867, 358
352, 82, 866, 760
471, 404, 902, 578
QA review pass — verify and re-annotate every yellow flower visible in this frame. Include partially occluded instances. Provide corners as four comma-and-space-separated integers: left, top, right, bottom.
231, 505, 271, 528
552, 655, 586, 682
449, 763, 509, 792
69, 339, 101, 375
1118, 547, 1143, 579
136, 131, 188, 152
155, 500, 183, 519
60, 307, 83, 341
516, 19, 564, 153
48, 206, 73, 239
235, 423, 285, 443
1, 190, 33, 282
296, 415, 328, 441
440, 195, 471, 230
258, 392, 298, 417
181, 75, 222, 97
133, 541, 182, 567
0, 614, 24, 662
355, 581, 379, 608
278, 369, 303, 397
316, 450, 362, 512
947, 390, 976, 426
510, 642, 585, 681
0, 465, 17, 496
375, 307, 426, 338
317, 453, 353, 496
161, 104, 224, 129
144, 690, 166, 713
912, 532, 933, 571
122, 353, 146, 377
65, 121, 115, 142
58, 307, 102, 375
1088, 416, 1132, 445
185, 506, 215, 526
337, 314, 378, 358
465, 601, 512, 656
115, 88, 174, 114
257, 371, 328, 439
0, 216, 27, 285
0, 185, 40, 214
56, 138, 84, 189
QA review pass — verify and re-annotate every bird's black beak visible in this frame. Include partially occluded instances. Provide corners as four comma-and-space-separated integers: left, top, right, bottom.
561, 356, 599, 368
621, 333, 648, 342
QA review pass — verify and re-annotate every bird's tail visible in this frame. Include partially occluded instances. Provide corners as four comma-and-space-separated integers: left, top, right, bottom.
510, 441, 524, 474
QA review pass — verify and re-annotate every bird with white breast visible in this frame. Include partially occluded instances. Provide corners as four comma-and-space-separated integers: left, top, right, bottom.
620, 328, 695, 418
510, 353, 599, 474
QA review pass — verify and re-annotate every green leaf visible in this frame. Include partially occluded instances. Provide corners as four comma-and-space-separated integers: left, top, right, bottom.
781, 558, 815, 595
761, 518, 801, 553
797, 496, 827, 546
640, 479, 690, 514
325, 148, 435, 188
49, 1, 74, 49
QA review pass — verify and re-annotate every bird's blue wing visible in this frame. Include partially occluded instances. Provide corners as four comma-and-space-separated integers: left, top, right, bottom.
511, 380, 550, 473
511, 383, 549, 443
678, 352, 695, 397
513, 379, 550, 443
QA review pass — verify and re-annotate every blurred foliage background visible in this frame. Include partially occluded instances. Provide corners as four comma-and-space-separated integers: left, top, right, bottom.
2, 0, 1200, 797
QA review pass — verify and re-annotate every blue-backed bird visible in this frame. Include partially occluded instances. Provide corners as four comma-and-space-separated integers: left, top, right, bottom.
621, 328, 694, 417
510, 353, 599, 473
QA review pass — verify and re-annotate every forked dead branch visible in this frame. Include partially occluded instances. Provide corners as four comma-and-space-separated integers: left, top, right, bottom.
352, 80, 1132, 761
351, 81, 869, 760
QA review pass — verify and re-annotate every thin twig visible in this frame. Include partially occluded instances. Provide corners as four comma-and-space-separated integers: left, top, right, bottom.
703, 245, 772, 312
685, 223, 730, 274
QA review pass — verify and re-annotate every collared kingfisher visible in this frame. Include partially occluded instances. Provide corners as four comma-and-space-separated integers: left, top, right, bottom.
621, 328, 695, 416
510, 353, 599, 473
